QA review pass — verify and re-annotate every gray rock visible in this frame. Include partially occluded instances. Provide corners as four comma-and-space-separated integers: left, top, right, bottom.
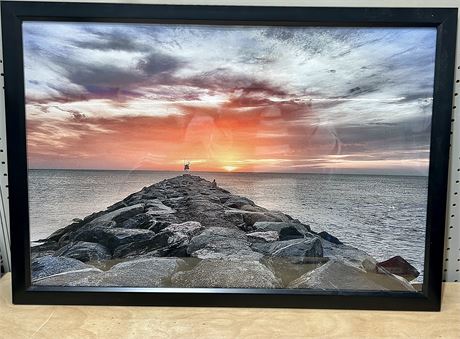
171, 260, 281, 288
187, 227, 263, 261
145, 199, 176, 216
34, 258, 184, 287
162, 221, 204, 240
118, 213, 153, 229
86, 203, 145, 228
31, 256, 93, 281
322, 240, 375, 268
289, 260, 415, 291
31, 241, 59, 260
247, 231, 279, 243
113, 221, 204, 258
223, 196, 255, 209
33, 268, 104, 286
90, 258, 185, 287
251, 238, 323, 263
264, 257, 326, 286
72, 227, 155, 252
54, 241, 111, 262
238, 211, 283, 226
253, 221, 311, 235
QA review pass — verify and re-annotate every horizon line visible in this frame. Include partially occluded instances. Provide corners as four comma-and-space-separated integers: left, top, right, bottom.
27, 167, 429, 177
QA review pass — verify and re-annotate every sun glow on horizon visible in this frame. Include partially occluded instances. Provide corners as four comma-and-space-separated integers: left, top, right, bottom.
223, 166, 238, 172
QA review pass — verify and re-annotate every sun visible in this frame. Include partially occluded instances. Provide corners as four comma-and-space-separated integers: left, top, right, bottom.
223, 165, 238, 172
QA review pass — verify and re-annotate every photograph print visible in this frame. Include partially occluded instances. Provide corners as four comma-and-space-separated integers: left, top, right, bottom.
25, 22, 435, 292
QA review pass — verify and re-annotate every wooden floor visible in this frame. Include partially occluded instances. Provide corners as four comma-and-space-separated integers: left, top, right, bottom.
0, 273, 459, 338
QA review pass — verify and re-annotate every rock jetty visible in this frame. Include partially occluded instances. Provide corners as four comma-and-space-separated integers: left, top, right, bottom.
31, 174, 419, 290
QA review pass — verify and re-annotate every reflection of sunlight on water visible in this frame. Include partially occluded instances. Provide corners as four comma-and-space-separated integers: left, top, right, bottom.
28, 169, 427, 282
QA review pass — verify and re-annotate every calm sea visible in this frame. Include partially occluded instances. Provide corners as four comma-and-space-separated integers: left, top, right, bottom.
28, 169, 427, 281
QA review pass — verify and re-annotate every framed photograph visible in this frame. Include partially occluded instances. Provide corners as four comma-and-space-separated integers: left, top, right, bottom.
2, 1, 457, 310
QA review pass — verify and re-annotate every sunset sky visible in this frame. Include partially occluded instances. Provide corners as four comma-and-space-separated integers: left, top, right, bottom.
23, 23, 436, 175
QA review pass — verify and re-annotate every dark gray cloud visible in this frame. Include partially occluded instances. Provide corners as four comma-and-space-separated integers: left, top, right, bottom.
137, 52, 184, 75
72, 30, 150, 52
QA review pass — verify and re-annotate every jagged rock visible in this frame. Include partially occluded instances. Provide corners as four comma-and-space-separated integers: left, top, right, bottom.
86, 203, 145, 228
34, 268, 104, 286
72, 227, 155, 252
289, 260, 415, 291
171, 260, 281, 288
187, 227, 263, 260
376, 256, 420, 282
251, 238, 323, 263
118, 213, 153, 229
253, 221, 311, 235
247, 231, 279, 243
31, 256, 94, 281
145, 199, 176, 216
53, 241, 111, 262
113, 221, 204, 258
318, 231, 343, 245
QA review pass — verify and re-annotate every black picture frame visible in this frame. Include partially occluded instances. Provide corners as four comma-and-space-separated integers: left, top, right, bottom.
1, 1, 457, 311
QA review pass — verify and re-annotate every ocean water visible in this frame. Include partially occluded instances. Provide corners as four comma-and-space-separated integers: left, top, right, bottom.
28, 169, 427, 281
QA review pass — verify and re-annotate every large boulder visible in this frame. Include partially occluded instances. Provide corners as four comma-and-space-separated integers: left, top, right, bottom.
187, 227, 263, 261
376, 256, 420, 282
72, 227, 155, 252
89, 258, 185, 287
33, 268, 103, 286
251, 237, 323, 263
53, 241, 111, 262
171, 260, 281, 288
31, 256, 94, 281
289, 260, 415, 291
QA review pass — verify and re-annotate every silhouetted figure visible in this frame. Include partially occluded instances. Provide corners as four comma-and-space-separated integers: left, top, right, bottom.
212, 179, 217, 188
184, 161, 190, 172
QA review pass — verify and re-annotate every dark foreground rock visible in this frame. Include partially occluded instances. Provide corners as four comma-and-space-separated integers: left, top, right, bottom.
376, 256, 420, 282
54, 241, 111, 262
31, 174, 417, 291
